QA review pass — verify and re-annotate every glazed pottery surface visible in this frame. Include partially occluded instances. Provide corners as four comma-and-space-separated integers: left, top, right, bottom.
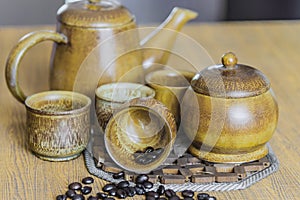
25, 91, 91, 161
182, 88, 278, 163
104, 98, 176, 173
145, 69, 194, 125
182, 52, 279, 163
95, 82, 155, 132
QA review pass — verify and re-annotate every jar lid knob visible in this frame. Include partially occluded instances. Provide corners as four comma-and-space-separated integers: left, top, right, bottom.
222, 52, 238, 68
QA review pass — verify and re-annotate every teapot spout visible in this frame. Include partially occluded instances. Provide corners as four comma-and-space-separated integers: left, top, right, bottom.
140, 7, 198, 74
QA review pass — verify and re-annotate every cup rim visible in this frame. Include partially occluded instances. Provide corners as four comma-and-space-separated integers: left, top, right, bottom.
25, 90, 91, 115
145, 69, 194, 89
95, 82, 155, 103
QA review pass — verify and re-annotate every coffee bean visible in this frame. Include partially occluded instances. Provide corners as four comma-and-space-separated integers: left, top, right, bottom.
154, 148, 163, 155
135, 183, 144, 189
125, 186, 136, 197
135, 156, 153, 165
82, 177, 94, 184
117, 180, 129, 188
145, 153, 158, 160
87, 196, 98, 200
169, 195, 180, 200
135, 148, 163, 164
135, 174, 149, 184
112, 171, 125, 179
56, 195, 67, 200
123, 187, 130, 195
72, 194, 85, 200
183, 197, 194, 200
96, 192, 108, 199
134, 153, 142, 159
197, 193, 209, 200
69, 182, 82, 190
81, 186, 92, 195
145, 146, 155, 153
143, 181, 153, 189
103, 183, 116, 192
158, 198, 167, 200
146, 196, 156, 200
182, 190, 194, 198
165, 189, 176, 198
66, 189, 76, 198
135, 186, 145, 195
134, 152, 143, 158
146, 191, 159, 199
103, 198, 115, 200
157, 185, 165, 195
108, 188, 117, 196
133, 153, 142, 161
116, 189, 127, 199
165, 190, 172, 198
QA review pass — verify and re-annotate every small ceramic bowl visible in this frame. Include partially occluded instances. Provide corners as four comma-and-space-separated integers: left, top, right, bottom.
104, 98, 177, 174
95, 82, 155, 132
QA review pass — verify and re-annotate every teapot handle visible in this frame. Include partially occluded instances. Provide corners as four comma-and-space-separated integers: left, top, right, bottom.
5, 31, 68, 104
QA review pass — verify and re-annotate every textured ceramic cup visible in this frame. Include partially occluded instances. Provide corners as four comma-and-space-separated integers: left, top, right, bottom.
145, 69, 194, 125
104, 98, 177, 174
25, 91, 91, 161
95, 82, 155, 132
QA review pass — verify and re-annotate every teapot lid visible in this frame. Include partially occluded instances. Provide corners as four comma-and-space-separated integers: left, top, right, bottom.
191, 52, 270, 98
57, 0, 135, 28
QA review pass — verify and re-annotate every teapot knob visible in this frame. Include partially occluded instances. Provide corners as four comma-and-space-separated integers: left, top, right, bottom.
222, 52, 238, 68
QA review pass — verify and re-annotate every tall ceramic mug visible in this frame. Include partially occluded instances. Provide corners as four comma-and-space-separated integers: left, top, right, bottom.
5, 0, 143, 103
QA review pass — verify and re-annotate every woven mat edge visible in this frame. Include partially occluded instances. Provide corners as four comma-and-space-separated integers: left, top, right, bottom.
83, 143, 279, 192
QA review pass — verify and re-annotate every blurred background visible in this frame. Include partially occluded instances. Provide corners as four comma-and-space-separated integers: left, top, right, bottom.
0, 0, 300, 26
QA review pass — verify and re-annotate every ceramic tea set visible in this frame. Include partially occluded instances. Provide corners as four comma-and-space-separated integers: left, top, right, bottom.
5, 0, 278, 173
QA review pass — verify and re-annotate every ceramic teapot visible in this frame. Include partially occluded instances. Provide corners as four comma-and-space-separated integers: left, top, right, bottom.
181, 52, 279, 163
5, 0, 197, 103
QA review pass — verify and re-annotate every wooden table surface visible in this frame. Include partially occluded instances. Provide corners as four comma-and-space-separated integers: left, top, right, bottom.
1, 21, 300, 199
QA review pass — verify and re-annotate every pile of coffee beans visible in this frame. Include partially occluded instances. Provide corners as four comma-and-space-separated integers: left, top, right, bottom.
134, 147, 164, 164
56, 176, 95, 200
56, 173, 217, 200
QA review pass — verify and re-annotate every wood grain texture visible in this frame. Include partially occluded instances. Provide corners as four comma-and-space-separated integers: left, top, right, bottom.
1, 21, 300, 199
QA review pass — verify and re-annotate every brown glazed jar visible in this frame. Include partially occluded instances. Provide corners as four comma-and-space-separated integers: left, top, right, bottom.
181, 52, 278, 163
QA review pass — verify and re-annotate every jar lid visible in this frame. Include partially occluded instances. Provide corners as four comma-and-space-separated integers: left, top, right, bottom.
191, 52, 270, 98
57, 0, 135, 28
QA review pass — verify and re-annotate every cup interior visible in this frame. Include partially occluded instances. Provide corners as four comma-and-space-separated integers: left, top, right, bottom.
95, 82, 155, 103
25, 91, 91, 115
145, 69, 194, 88
104, 98, 176, 173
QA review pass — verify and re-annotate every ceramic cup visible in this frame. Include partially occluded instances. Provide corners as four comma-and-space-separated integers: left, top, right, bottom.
145, 69, 194, 126
95, 82, 155, 132
104, 98, 177, 174
24, 91, 91, 161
